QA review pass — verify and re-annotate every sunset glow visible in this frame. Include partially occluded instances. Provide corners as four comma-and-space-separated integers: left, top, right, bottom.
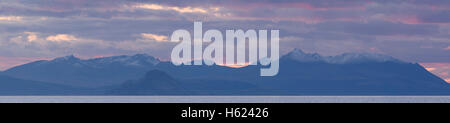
421, 63, 450, 83
218, 63, 251, 68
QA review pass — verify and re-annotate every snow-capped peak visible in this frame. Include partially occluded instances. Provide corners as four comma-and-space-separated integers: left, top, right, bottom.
44, 54, 160, 68
52, 55, 81, 62
284, 49, 403, 64
128, 54, 160, 65
326, 52, 402, 64
89, 54, 160, 66
284, 48, 325, 62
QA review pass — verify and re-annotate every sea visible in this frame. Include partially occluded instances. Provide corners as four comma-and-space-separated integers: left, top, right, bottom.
0, 96, 449, 103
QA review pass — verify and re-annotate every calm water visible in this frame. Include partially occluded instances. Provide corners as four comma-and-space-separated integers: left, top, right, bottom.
0, 96, 449, 103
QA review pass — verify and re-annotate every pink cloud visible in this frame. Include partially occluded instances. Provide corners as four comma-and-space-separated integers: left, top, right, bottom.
0, 56, 51, 70
219, 1, 366, 11
284, 2, 366, 11
420, 62, 450, 83
445, 46, 450, 50
441, 72, 449, 76
384, 15, 450, 25
388, 16, 421, 24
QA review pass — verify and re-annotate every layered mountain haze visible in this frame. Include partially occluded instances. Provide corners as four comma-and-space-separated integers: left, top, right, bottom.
0, 49, 449, 95
0, 75, 93, 95
109, 70, 186, 95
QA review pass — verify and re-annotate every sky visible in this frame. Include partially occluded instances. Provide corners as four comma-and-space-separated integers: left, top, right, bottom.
0, 0, 449, 81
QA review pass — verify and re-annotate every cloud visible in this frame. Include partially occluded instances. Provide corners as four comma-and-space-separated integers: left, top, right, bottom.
46, 34, 78, 42
0, 31, 176, 59
0, 16, 22, 21
0, 56, 50, 70
0, 0, 446, 25
24, 32, 38, 42
426, 67, 436, 71
132, 3, 215, 14
317, 21, 439, 36
140, 33, 168, 42
441, 72, 449, 76
445, 46, 450, 50
0, 32, 113, 58
418, 10, 450, 24
134, 4, 165, 10
420, 63, 450, 83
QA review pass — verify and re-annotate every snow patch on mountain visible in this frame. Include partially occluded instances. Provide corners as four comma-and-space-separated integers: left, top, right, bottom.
89, 54, 160, 66
40, 54, 160, 67
284, 48, 403, 64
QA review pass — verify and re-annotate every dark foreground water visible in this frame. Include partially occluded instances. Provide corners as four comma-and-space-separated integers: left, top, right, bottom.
0, 96, 449, 103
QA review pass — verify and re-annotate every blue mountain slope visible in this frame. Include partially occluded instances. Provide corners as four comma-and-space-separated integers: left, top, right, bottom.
145, 49, 450, 95
110, 59, 449, 95
262, 59, 450, 95
108, 70, 259, 95
0, 75, 89, 95
2, 54, 159, 87
2, 49, 449, 95
108, 70, 187, 95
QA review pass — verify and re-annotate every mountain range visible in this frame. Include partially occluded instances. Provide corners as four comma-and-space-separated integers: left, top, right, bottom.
2, 54, 159, 87
0, 49, 449, 95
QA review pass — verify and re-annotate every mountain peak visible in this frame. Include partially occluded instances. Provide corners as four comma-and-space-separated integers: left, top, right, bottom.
284, 49, 325, 62
129, 54, 160, 65
132, 53, 150, 57
88, 54, 160, 66
283, 49, 403, 64
327, 52, 403, 64
292, 48, 305, 53
52, 55, 81, 62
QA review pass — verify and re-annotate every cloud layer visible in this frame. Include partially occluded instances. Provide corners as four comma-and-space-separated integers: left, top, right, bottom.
0, 0, 449, 71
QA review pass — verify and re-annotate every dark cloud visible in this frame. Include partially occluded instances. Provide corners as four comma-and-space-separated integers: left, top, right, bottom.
317, 21, 440, 36
419, 10, 450, 23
